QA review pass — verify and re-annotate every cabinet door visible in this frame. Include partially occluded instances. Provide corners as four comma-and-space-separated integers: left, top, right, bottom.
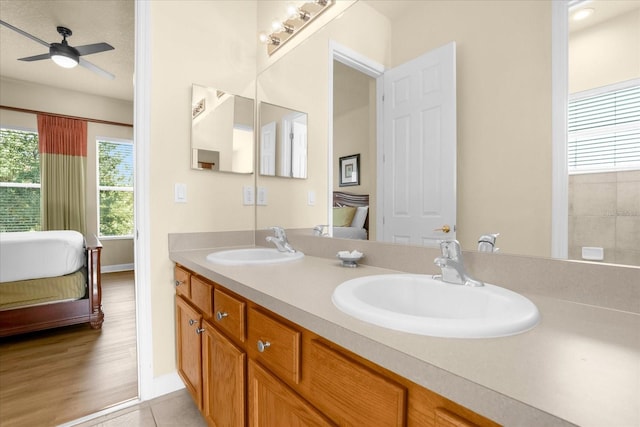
248, 360, 335, 427
202, 321, 246, 427
176, 296, 203, 409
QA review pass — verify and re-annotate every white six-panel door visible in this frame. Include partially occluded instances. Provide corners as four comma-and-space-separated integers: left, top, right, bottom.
381, 42, 457, 246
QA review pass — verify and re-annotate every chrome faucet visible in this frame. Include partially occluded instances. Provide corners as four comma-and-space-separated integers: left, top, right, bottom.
313, 224, 329, 237
434, 240, 484, 287
266, 226, 296, 253
478, 233, 500, 253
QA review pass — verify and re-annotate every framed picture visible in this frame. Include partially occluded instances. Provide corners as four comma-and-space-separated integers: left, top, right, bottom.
339, 154, 360, 187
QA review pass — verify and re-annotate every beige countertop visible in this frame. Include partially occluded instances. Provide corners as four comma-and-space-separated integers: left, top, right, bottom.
170, 247, 640, 427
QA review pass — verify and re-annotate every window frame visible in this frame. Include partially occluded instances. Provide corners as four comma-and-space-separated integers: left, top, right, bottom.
96, 137, 134, 239
0, 126, 42, 232
568, 78, 640, 175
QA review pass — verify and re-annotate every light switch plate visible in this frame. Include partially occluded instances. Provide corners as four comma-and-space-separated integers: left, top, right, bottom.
257, 187, 267, 206
308, 190, 316, 206
243, 185, 255, 205
174, 183, 187, 203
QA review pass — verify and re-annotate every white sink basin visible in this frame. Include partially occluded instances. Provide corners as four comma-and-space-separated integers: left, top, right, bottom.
206, 248, 304, 266
332, 274, 539, 338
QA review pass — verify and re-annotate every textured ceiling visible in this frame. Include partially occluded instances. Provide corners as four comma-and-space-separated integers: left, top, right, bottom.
0, 0, 134, 102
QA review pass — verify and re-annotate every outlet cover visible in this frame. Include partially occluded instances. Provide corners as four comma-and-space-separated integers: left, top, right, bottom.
175, 183, 187, 203
257, 187, 268, 206
243, 185, 255, 205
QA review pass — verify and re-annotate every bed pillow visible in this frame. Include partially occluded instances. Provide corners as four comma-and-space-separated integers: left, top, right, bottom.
333, 206, 357, 227
350, 206, 369, 229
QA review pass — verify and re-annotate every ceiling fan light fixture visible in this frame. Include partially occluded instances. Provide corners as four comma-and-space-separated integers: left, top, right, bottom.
50, 44, 79, 68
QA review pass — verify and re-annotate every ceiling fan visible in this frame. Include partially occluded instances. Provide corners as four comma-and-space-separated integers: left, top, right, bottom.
0, 20, 115, 80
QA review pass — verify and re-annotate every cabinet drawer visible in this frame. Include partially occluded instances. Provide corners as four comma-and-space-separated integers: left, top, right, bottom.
174, 265, 190, 298
191, 276, 214, 317
213, 288, 246, 342
308, 340, 406, 426
248, 307, 300, 384
248, 359, 335, 427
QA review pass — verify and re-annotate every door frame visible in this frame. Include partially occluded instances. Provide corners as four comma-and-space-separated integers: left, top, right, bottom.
328, 41, 384, 236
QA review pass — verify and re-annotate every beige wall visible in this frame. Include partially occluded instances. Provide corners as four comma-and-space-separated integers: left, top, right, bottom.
388, 1, 552, 256
569, 8, 640, 94
148, 0, 257, 378
0, 78, 134, 267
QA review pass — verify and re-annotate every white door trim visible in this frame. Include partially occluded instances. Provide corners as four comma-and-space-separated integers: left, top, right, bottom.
134, 0, 154, 401
551, 1, 569, 259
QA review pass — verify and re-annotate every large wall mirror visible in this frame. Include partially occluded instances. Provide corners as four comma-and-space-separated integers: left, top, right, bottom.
190, 84, 255, 174
255, 0, 639, 267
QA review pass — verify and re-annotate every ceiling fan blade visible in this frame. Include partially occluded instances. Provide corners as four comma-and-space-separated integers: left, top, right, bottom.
75, 42, 114, 56
18, 53, 51, 62
0, 20, 51, 48
79, 57, 115, 80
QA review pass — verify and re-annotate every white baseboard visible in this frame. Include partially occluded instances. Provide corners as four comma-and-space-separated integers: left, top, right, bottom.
150, 372, 185, 400
102, 263, 135, 273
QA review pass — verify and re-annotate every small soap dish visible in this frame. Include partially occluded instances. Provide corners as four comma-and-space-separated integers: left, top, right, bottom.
337, 250, 364, 268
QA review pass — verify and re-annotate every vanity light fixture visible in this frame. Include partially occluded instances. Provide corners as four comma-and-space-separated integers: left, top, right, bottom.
260, 0, 334, 56
259, 33, 281, 46
272, 21, 294, 34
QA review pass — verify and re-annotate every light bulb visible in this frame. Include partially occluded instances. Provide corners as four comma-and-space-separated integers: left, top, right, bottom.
51, 54, 78, 68
572, 8, 594, 21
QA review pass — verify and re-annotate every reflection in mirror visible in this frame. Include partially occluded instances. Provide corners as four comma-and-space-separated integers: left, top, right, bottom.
254, 1, 639, 266
259, 102, 308, 179
190, 84, 254, 174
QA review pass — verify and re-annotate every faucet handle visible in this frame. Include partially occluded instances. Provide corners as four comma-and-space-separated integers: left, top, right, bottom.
439, 239, 462, 259
269, 226, 286, 240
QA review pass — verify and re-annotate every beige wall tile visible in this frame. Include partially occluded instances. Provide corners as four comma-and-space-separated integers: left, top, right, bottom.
616, 216, 640, 251
570, 182, 617, 216
618, 181, 640, 216
570, 216, 616, 248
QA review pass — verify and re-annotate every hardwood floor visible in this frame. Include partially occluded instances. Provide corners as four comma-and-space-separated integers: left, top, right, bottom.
0, 272, 138, 427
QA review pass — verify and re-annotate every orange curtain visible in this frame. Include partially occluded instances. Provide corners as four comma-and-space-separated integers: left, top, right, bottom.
37, 114, 87, 233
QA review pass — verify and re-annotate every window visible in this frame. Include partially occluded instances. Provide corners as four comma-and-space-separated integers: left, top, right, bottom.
0, 128, 41, 232
98, 139, 134, 237
568, 80, 640, 173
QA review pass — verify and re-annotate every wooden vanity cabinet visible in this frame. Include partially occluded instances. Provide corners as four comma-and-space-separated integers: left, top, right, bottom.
174, 265, 499, 427
202, 321, 246, 427
175, 295, 203, 410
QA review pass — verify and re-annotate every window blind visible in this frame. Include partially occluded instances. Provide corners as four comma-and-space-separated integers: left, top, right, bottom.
568, 83, 640, 172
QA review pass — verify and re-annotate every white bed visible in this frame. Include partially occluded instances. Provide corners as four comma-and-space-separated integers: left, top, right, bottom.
0, 231, 103, 337
0, 230, 85, 283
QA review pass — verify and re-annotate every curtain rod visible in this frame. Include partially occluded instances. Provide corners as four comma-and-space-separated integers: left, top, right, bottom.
0, 105, 133, 128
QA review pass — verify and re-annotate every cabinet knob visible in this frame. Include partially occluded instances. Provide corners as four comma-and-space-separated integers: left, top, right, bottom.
196, 327, 205, 335
257, 340, 271, 353
175, 280, 183, 286
188, 319, 196, 326
216, 311, 228, 321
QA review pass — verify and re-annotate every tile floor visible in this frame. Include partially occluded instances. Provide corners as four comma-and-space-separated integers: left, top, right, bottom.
73, 389, 206, 427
